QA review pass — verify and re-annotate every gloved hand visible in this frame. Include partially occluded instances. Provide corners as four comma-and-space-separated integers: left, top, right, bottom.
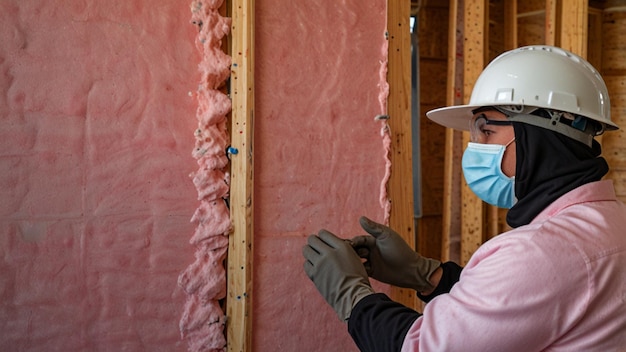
302, 229, 375, 321
351, 216, 441, 292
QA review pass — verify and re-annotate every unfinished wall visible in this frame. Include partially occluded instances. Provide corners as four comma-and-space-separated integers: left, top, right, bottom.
253, 0, 390, 350
0, 1, 200, 350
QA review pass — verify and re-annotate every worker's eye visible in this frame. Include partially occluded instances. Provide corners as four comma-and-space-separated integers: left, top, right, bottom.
480, 128, 494, 137
470, 113, 512, 142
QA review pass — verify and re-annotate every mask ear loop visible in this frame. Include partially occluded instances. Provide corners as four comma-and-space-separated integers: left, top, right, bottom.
499, 137, 517, 180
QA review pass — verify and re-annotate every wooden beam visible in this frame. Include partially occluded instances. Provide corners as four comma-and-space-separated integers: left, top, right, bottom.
417, 3, 448, 262
588, 6, 603, 145
442, 0, 462, 262
587, 7, 603, 68
387, 0, 417, 309
461, 0, 488, 265
557, 0, 588, 57
227, 0, 254, 350
504, 0, 518, 49
545, 0, 558, 46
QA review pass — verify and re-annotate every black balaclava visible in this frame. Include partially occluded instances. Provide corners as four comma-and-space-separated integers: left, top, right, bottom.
507, 118, 609, 228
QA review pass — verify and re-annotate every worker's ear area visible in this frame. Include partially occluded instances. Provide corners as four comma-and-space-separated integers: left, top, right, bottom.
512, 122, 523, 176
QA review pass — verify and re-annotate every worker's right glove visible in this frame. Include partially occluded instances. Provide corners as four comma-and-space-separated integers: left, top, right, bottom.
302, 229, 375, 321
351, 216, 441, 292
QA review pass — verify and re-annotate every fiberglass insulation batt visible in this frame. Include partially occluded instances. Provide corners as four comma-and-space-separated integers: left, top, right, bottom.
0, 1, 199, 350
253, 0, 390, 350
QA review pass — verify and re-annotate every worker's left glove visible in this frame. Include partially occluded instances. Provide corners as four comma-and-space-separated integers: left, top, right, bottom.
303, 229, 375, 321
351, 216, 441, 293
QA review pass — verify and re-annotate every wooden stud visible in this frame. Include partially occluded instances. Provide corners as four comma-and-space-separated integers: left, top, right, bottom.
545, 0, 558, 46
442, 0, 463, 263
504, 0, 517, 49
461, 0, 488, 265
600, 6, 626, 201
227, 0, 254, 350
587, 7, 603, 69
417, 2, 449, 263
441, 0, 458, 263
486, 204, 500, 239
557, 0, 588, 56
488, 0, 517, 237
588, 5, 604, 146
387, 0, 418, 309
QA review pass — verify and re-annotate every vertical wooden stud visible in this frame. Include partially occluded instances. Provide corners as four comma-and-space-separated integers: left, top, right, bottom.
545, 0, 558, 46
387, 0, 417, 309
417, 2, 449, 264
441, 0, 458, 263
558, 0, 588, 56
442, 0, 463, 262
587, 6, 604, 145
503, 0, 518, 49
602, 5, 626, 201
461, 0, 488, 265
587, 7, 603, 68
227, 0, 254, 350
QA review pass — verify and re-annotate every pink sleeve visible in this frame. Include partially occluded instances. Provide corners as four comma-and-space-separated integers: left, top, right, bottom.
402, 230, 588, 352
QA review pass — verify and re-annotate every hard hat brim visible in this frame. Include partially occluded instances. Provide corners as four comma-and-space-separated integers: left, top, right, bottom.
426, 104, 479, 131
426, 103, 620, 132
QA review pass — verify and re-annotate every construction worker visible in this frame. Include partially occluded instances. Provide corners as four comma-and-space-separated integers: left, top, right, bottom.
302, 45, 626, 351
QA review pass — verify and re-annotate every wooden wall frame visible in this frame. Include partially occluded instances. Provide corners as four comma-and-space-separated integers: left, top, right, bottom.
227, 0, 254, 350
226, 0, 418, 348
459, 0, 489, 265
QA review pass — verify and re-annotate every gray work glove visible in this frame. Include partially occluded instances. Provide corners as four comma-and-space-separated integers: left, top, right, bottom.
302, 229, 375, 321
351, 216, 441, 292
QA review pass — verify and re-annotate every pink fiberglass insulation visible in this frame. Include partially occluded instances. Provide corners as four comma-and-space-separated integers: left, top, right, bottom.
0, 0, 201, 350
378, 38, 392, 223
253, 0, 391, 351
177, 1, 231, 351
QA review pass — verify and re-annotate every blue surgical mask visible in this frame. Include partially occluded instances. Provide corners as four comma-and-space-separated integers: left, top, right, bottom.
462, 141, 516, 208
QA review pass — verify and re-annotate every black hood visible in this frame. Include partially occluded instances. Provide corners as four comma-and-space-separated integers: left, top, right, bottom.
506, 122, 608, 228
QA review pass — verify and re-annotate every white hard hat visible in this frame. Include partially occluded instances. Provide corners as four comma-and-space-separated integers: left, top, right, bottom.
427, 45, 619, 136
